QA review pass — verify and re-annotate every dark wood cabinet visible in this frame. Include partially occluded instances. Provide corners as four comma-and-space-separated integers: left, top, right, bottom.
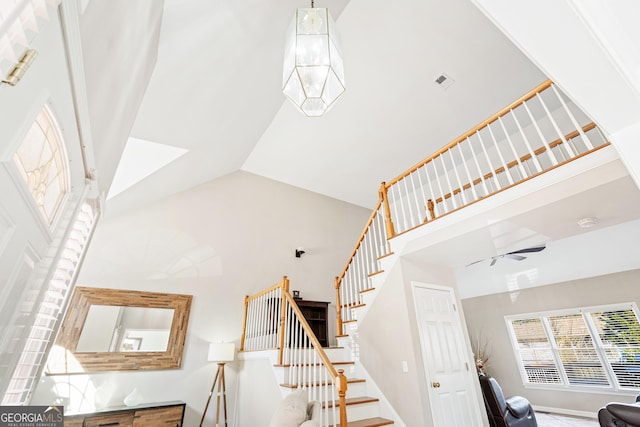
295, 299, 329, 347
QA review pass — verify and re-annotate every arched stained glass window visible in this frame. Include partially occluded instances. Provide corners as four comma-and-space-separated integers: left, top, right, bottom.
13, 105, 69, 225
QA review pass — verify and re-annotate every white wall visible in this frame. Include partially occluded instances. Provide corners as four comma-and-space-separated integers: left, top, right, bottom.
31, 171, 369, 426
357, 257, 487, 426
462, 269, 640, 416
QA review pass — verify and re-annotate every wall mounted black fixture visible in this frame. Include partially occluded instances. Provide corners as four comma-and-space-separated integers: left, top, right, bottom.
295, 247, 306, 258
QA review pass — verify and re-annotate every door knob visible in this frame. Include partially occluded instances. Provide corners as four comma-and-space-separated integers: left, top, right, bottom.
432, 381, 441, 388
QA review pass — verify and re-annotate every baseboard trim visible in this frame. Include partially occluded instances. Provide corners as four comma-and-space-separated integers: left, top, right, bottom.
533, 405, 598, 420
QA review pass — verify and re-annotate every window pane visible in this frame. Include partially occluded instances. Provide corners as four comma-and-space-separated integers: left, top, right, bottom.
590, 309, 640, 389
13, 106, 69, 225
511, 318, 561, 384
548, 314, 609, 386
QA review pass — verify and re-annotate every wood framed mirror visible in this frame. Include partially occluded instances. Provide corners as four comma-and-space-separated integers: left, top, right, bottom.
46, 287, 192, 374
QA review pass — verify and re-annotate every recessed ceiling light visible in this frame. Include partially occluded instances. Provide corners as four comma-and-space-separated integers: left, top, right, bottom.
577, 217, 599, 228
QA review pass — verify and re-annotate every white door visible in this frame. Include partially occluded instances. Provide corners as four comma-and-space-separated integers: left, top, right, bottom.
413, 283, 483, 427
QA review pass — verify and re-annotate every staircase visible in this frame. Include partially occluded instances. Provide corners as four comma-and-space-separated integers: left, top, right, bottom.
241, 79, 611, 427
274, 347, 395, 427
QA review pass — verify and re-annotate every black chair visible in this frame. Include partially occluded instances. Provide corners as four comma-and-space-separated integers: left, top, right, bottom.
598, 395, 640, 427
479, 375, 538, 427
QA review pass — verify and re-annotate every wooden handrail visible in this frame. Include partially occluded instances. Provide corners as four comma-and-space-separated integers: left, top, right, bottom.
385, 79, 554, 188
246, 279, 286, 302
335, 198, 384, 284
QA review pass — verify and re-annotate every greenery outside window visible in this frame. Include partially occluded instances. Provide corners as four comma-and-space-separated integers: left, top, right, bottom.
506, 304, 640, 391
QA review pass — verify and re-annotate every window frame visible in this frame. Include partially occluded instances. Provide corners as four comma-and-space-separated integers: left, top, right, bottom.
505, 303, 640, 394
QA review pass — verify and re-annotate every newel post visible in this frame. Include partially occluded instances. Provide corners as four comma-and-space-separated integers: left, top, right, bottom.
334, 277, 343, 337
278, 276, 290, 365
240, 295, 249, 351
379, 182, 395, 239
337, 369, 348, 427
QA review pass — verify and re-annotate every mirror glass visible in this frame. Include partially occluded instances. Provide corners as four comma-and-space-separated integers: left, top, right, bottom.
47, 287, 192, 374
76, 305, 174, 352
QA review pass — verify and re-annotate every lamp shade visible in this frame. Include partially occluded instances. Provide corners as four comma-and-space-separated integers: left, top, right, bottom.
207, 342, 235, 362
282, 7, 345, 117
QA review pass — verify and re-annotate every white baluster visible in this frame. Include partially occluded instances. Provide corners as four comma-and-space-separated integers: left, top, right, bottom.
401, 176, 416, 229
486, 122, 515, 185
497, 115, 527, 180
476, 129, 501, 191
551, 84, 595, 150
389, 184, 402, 233
437, 154, 457, 209
511, 106, 543, 173
409, 172, 423, 226
447, 147, 468, 205
429, 159, 447, 215
535, 92, 576, 158
456, 142, 478, 202
523, 100, 559, 166
415, 166, 429, 222
421, 163, 438, 217
466, 136, 489, 197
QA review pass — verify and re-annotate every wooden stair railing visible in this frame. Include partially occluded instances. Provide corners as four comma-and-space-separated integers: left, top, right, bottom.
241, 277, 348, 427
333, 79, 610, 337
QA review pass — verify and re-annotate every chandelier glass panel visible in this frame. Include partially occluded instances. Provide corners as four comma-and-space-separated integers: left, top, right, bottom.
282, 6, 345, 117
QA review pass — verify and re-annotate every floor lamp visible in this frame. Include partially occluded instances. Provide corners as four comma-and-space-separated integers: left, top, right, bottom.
200, 342, 235, 427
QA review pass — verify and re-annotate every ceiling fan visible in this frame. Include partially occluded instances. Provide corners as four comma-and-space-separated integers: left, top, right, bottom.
468, 244, 547, 267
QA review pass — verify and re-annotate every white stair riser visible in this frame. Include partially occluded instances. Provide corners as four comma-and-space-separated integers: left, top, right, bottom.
346, 401, 380, 421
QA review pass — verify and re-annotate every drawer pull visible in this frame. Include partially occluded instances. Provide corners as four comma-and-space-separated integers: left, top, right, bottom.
98, 423, 120, 426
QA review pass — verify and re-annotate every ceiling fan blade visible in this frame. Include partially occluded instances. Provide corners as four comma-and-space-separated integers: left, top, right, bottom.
506, 244, 546, 255
504, 254, 526, 261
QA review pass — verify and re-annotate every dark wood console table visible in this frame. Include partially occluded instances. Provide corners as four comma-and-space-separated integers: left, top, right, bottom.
64, 400, 185, 427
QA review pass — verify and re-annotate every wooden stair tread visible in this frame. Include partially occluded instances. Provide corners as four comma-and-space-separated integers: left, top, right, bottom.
346, 417, 395, 427
280, 378, 365, 388
324, 396, 379, 408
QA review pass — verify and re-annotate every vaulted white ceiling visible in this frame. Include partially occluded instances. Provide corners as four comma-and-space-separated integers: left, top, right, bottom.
86, 0, 640, 297
105, 0, 545, 214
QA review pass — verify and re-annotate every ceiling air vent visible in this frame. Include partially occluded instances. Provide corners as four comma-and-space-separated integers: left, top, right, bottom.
435, 73, 454, 90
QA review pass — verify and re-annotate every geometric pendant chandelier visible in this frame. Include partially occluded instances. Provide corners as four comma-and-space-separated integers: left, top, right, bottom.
282, 1, 345, 117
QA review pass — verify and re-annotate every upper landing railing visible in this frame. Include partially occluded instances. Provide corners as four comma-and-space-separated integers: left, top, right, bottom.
335, 80, 610, 336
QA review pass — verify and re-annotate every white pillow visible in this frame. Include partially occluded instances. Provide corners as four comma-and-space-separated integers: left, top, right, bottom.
269, 389, 308, 427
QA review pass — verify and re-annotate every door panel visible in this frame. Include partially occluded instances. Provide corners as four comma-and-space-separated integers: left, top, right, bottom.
413, 284, 483, 427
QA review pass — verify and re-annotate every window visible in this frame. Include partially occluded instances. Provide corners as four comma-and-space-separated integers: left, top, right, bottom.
507, 304, 640, 391
1, 201, 99, 405
13, 105, 69, 226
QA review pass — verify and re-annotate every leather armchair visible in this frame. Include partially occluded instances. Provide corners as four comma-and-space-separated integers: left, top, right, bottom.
479, 375, 538, 427
598, 395, 640, 427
